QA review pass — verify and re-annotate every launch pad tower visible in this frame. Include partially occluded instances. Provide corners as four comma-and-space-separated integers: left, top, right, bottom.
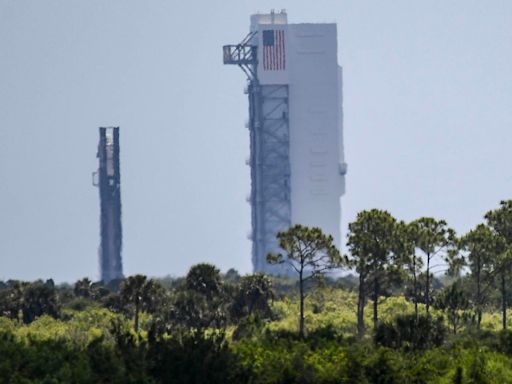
93, 127, 123, 282
223, 11, 347, 275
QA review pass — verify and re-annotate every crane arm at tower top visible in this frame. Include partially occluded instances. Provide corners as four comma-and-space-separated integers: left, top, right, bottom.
222, 31, 257, 65
222, 44, 256, 66
223, 31, 258, 80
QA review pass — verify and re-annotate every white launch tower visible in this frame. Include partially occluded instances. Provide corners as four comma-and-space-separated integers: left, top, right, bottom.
224, 11, 347, 275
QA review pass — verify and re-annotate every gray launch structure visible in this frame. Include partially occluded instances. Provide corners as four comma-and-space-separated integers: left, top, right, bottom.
93, 127, 124, 282
223, 12, 347, 276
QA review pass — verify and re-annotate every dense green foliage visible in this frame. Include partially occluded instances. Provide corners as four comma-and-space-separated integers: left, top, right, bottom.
4, 200, 512, 382
2, 286, 512, 383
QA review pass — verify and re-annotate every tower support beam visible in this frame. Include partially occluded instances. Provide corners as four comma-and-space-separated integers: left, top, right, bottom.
224, 34, 292, 275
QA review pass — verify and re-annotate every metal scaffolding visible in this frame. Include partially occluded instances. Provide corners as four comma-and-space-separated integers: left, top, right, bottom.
224, 34, 292, 275
93, 127, 123, 282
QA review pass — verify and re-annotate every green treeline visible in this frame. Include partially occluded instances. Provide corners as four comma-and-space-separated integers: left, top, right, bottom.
3, 200, 512, 382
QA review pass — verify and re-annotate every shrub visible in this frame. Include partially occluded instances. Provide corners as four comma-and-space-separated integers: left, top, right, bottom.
374, 314, 446, 351
498, 329, 512, 355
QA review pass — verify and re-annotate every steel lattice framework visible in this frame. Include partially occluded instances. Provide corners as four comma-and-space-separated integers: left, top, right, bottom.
224, 34, 292, 275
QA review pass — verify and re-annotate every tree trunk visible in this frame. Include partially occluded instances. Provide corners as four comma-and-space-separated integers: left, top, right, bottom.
502, 272, 507, 331
357, 273, 366, 338
413, 257, 418, 323
426, 253, 431, 315
299, 269, 305, 339
134, 298, 140, 333
373, 279, 379, 330
476, 262, 481, 330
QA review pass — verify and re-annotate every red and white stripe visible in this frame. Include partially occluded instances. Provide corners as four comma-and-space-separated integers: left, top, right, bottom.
263, 30, 286, 71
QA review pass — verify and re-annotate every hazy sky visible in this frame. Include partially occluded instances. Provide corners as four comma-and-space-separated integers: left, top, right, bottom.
1, 1, 511, 282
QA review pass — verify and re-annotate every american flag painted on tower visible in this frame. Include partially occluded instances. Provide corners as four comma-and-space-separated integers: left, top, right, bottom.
262, 30, 286, 71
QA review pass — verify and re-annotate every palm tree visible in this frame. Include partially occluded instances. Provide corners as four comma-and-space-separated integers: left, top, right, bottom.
120, 275, 163, 333
74, 277, 93, 298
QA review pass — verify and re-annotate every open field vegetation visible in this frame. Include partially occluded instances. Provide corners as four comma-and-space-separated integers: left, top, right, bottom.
3, 200, 512, 382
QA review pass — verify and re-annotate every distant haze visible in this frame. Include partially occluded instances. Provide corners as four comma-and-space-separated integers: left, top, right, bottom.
1, 1, 511, 282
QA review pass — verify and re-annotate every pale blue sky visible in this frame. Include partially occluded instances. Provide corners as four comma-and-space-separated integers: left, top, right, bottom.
1, 1, 511, 282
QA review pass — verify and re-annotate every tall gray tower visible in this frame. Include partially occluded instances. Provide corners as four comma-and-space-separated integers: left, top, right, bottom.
224, 12, 347, 275
94, 127, 123, 282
